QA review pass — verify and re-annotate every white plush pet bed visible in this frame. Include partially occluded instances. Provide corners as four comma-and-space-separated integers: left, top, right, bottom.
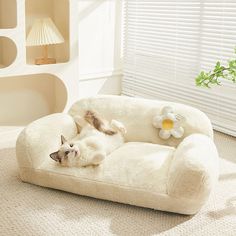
16, 96, 219, 215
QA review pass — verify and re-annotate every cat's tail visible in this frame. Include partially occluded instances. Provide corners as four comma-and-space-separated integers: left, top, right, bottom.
111, 120, 127, 136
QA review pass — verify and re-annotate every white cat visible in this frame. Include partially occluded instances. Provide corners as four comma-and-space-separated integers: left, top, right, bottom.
50, 111, 126, 167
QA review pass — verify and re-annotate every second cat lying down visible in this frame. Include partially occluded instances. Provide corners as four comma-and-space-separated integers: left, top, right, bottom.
50, 111, 126, 167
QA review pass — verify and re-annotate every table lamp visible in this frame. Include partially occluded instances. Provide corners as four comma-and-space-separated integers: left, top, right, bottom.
26, 17, 65, 65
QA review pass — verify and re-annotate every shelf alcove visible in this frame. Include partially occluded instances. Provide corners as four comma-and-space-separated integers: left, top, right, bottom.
0, 0, 17, 29
0, 74, 67, 126
25, 0, 70, 65
0, 36, 17, 68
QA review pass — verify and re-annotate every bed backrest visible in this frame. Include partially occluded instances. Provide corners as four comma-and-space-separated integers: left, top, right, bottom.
68, 95, 213, 147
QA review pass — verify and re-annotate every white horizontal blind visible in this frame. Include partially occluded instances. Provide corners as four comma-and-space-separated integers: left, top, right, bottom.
123, 0, 236, 136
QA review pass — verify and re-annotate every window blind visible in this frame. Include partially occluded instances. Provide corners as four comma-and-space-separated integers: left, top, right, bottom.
123, 0, 236, 136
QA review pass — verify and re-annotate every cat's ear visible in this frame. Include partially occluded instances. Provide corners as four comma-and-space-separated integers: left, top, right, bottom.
61, 135, 67, 145
50, 151, 60, 162
92, 153, 105, 165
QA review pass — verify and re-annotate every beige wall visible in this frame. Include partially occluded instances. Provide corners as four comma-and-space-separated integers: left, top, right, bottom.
78, 0, 123, 96
0, 0, 17, 28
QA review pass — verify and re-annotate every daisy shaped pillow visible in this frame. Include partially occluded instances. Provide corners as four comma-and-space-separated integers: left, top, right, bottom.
152, 106, 185, 140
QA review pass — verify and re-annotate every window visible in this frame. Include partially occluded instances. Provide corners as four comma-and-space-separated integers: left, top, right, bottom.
123, 0, 236, 136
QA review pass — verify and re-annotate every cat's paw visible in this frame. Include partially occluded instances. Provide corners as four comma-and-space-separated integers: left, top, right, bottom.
111, 120, 127, 134
92, 152, 105, 165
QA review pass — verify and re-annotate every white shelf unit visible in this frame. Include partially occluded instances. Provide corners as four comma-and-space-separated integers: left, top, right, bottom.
0, 0, 79, 126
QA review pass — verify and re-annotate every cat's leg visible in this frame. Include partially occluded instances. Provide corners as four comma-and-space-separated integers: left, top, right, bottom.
74, 115, 86, 126
74, 115, 87, 132
80, 142, 106, 166
111, 120, 127, 135
91, 151, 106, 165
84, 138, 107, 164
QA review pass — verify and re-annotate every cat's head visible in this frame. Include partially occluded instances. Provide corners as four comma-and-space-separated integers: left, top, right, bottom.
49, 135, 80, 166
49, 135, 105, 167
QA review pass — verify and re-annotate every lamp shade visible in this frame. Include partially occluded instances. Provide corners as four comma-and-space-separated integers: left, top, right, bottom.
26, 17, 65, 46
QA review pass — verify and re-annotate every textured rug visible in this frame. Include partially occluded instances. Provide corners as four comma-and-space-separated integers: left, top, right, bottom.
0, 131, 235, 236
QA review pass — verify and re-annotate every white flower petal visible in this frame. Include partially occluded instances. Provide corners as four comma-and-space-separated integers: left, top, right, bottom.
152, 116, 163, 128
159, 129, 171, 139
162, 106, 173, 115
166, 113, 177, 121
173, 120, 181, 128
171, 127, 184, 138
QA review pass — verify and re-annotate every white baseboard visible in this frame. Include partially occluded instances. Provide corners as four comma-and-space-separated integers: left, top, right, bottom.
79, 71, 122, 98
79, 69, 122, 81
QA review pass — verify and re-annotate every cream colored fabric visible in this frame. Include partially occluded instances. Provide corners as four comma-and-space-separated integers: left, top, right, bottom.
69, 96, 213, 147
168, 134, 219, 202
16, 95, 219, 215
40, 142, 175, 194
1, 130, 235, 235
16, 113, 77, 169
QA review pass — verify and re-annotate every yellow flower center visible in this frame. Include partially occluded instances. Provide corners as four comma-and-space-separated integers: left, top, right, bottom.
162, 119, 174, 130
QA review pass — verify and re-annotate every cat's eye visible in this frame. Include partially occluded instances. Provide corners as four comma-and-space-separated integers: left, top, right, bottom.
70, 144, 73, 147
65, 151, 70, 155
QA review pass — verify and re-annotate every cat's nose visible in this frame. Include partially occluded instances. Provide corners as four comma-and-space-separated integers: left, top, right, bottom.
74, 150, 80, 156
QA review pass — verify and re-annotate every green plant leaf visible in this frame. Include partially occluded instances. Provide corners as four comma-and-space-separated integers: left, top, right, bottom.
195, 47, 236, 87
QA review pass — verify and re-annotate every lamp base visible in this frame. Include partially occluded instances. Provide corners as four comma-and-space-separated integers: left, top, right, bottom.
35, 58, 56, 65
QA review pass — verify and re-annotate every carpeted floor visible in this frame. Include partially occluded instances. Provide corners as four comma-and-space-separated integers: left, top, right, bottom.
0, 129, 235, 236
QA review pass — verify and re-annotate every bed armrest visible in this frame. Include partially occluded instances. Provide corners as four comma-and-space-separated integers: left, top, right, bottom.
167, 134, 219, 203
16, 113, 77, 169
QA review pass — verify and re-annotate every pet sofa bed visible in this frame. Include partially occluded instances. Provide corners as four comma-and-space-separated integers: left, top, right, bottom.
16, 95, 219, 215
